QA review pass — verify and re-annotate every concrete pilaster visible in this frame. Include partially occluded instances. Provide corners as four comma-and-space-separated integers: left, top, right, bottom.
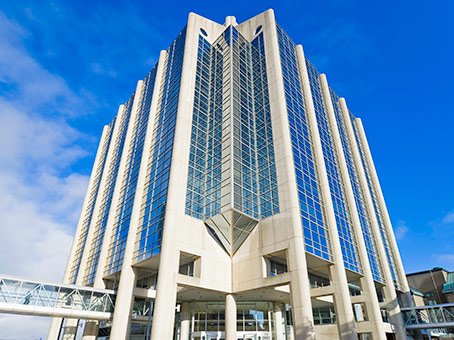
76, 80, 144, 288
81, 321, 98, 340
61, 319, 78, 340
339, 99, 406, 340
225, 294, 237, 340
76, 81, 143, 339
353, 118, 409, 338
261, 9, 315, 340
319, 74, 386, 340
48, 126, 112, 340
179, 302, 190, 340
295, 45, 356, 340
47, 318, 63, 340
274, 303, 286, 340
108, 50, 168, 339
150, 12, 201, 340
354, 119, 412, 303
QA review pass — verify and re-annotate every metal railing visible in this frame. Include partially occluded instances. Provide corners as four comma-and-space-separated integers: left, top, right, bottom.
0, 274, 115, 320
401, 303, 454, 329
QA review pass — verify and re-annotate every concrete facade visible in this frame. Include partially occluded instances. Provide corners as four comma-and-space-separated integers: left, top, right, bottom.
48, 9, 411, 340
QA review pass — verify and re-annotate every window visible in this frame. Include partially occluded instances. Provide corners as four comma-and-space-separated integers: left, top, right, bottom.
309, 272, 330, 288
353, 303, 368, 322
179, 261, 194, 277
312, 295, 336, 325
264, 251, 287, 277
381, 309, 389, 323
136, 273, 157, 289
269, 259, 287, 276
179, 251, 200, 277
349, 282, 362, 296
376, 287, 385, 302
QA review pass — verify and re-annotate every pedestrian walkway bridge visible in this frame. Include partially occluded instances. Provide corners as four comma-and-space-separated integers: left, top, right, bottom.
0, 274, 115, 320
401, 303, 454, 329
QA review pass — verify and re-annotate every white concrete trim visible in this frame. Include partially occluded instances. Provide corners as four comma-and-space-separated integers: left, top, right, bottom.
319, 74, 386, 339
150, 13, 200, 340
295, 45, 356, 340
77, 81, 144, 287
47, 125, 112, 340
225, 294, 237, 340
261, 10, 315, 340
108, 50, 168, 339
180, 302, 190, 340
66, 124, 112, 283
338, 98, 406, 340
354, 119, 410, 294
274, 303, 286, 340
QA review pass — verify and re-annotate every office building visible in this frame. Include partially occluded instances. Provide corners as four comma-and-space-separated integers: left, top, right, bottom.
48, 9, 413, 340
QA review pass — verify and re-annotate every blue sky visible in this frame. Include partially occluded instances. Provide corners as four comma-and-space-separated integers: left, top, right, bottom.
0, 0, 453, 337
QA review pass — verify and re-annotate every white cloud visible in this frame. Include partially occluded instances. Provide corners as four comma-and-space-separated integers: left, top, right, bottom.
394, 221, 409, 241
441, 211, 454, 225
91, 62, 118, 78
0, 100, 86, 172
0, 11, 92, 339
0, 13, 82, 116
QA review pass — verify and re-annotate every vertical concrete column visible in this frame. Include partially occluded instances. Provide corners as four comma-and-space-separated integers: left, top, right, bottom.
108, 50, 168, 339
48, 126, 112, 340
93, 50, 168, 292
81, 321, 98, 340
77, 81, 144, 339
52, 318, 76, 339
354, 119, 412, 304
225, 294, 237, 340
151, 13, 200, 340
77, 81, 144, 287
295, 45, 356, 340
180, 302, 191, 340
338, 99, 406, 340
47, 316, 61, 337
274, 303, 286, 340
61, 319, 78, 340
319, 74, 386, 340
261, 9, 315, 340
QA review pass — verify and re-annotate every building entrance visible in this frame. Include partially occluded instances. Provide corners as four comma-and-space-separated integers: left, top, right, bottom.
188, 301, 275, 339
190, 331, 271, 340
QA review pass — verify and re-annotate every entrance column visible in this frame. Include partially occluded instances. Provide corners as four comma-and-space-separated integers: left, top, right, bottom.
62, 319, 78, 340
81, 321, 98, 340
225, 294, 237, 340
274, 303, 286, 340
180, 302, 191, 340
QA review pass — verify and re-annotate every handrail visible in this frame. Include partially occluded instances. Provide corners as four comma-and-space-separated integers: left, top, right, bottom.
401, 302, 454, 311
0, 274, 115, 294
401, 303, 454, 330
0, 274, 116, 320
